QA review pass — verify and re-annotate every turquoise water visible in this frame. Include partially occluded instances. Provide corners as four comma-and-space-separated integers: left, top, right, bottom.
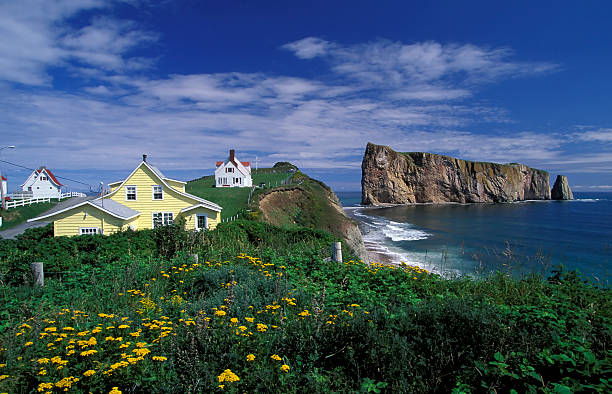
338, 191, 611, 282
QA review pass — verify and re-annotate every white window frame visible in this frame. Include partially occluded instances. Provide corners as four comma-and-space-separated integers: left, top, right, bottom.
152, 212, 174, 228
195, 214, 207, 231
152, 185, 163, 200
125, 185, 137, 201
79, 227, 99, 235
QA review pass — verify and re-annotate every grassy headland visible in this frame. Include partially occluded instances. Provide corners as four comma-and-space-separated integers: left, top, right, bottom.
186, 164, 295, 218
0, 200, 59, 230
0, 222, 610, 393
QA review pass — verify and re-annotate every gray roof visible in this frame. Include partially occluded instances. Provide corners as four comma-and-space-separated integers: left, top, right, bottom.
147, 163, 167, 180
90, 199, 140, 219
39, 196, 96, 216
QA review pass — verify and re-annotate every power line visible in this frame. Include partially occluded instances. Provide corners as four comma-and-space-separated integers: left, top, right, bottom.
0, 159, 94, 188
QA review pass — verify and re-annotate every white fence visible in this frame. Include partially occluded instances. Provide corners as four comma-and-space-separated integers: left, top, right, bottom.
6, 197, 51, 209
59, 192, 86, 200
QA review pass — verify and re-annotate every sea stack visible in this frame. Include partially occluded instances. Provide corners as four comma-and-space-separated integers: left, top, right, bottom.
361, 142, 551, 204
551, 175, 574, 200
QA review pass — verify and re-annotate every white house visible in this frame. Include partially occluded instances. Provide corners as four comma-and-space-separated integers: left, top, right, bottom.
215, 149, 252, 187
21, 167, 63, 198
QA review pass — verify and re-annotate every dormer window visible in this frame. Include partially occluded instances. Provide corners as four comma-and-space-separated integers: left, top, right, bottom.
40, 175, 47, 181
126, 185, 137, 201
225, 167, 234, 173
152, 185, 163, 200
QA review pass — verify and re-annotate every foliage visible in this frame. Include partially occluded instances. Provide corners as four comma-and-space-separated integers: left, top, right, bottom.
0, 221, 610, 393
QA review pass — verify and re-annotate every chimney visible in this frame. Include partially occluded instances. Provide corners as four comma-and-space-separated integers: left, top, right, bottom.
229, 149, 235, 162
142, 154, 147, 162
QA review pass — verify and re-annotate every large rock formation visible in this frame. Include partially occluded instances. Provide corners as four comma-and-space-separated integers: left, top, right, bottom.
362, 143, 551, 205
551, 175, 574, 200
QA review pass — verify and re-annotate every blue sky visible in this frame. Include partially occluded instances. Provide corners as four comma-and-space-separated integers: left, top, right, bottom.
1, 0, 612, 192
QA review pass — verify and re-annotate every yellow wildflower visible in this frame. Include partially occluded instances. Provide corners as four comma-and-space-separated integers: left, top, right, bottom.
245, 317, 254, 323
38, 382, 53, 392
280, 364, 290, 372
214, 310, 226, 317
83, 370, 96, 377
109, 387, 122, 394
246, 354, 255, 362
256, 323, 268, 332
270, 354, 281, 361
217, 369, 240, 383
152, 356, 167, 361
24, 341, 33, 346
80, 349, 98, 357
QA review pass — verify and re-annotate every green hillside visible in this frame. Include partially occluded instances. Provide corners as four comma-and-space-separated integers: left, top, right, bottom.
0, 200, 59, 230
186, 165, 295, 218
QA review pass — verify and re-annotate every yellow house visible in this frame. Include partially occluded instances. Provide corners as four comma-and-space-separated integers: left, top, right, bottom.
29, 155, 222, 237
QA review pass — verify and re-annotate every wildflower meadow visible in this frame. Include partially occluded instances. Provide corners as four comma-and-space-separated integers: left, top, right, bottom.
0, 221, 610, 393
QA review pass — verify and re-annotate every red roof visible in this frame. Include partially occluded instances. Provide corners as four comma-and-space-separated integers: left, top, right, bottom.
36, 168, 63, 187
241, 161, 250, 167
216, 161, 223, 166
1, 175, 5, 181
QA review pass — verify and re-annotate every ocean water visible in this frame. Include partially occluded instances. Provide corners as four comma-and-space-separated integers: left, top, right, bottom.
338, 191, 612, 282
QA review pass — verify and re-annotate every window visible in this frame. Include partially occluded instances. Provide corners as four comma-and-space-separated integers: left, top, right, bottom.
152, 212, 174, 228
126, 185, 137, 201
152, 185, 163, 200
28, 187, 32, 191
79, 228, 99, 235
40, 175, 47, 181
196, 214, 207, 231
225, 167, 234, 173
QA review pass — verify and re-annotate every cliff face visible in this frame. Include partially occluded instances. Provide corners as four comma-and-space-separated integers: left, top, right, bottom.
257, 174, 367, 260
551, 175, 574, 200
362, 143, 551, 205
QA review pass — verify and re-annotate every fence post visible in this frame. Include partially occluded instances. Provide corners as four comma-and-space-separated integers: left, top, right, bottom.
331, 242, 342, 263
189, 254, 199, 265
31, 262, 44, 286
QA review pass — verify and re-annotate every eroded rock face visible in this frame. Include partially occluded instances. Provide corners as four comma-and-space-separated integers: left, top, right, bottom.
551, 175, 574, 200
362, 143, 551, 205
258, 186, 367, 260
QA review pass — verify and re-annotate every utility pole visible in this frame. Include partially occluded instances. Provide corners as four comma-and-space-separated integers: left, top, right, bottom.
255, 156, 259, 172
0, 146, 15, 211
100, 181, 104, 235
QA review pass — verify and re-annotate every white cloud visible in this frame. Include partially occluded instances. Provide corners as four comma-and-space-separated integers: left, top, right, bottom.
575, 128, 612, 142
281, 37, 332, 59
283, 38, 559, 100
0, 0, 156, 85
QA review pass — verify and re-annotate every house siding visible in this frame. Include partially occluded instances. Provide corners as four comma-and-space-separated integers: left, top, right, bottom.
165, 179, 186, 192
52, 204, 136, 237
183, 208, 221, 231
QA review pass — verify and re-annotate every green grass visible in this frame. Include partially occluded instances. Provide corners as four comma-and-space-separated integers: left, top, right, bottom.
186, 168, 293, 218
0, 200, 59, 230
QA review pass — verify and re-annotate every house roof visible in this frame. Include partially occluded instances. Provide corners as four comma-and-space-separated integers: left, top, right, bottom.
1, 175, 5, 181
216, 152, 251, 177
180, 204, 219, 214
37, 167, 63, 187
104, 160, 222, 212
28, 197, 140, 222
89, 199, 140, 219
